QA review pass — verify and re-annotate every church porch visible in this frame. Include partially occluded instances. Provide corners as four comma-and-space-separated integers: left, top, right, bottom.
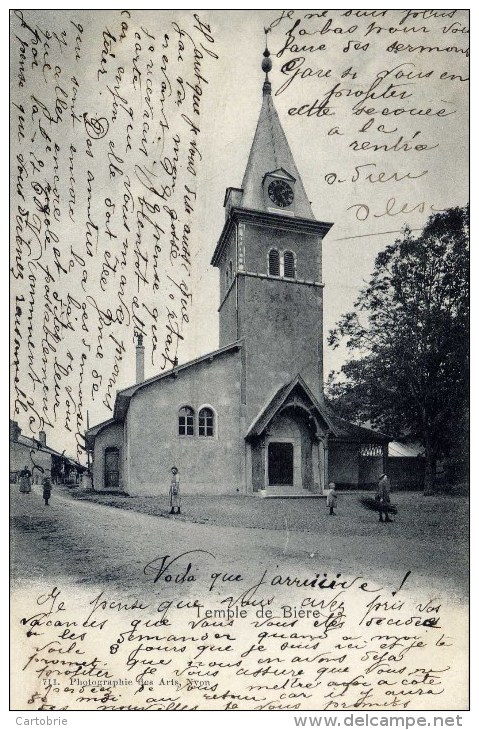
245, 375, 334, 497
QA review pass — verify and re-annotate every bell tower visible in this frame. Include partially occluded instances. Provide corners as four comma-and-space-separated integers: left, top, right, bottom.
211, 39, 333, 426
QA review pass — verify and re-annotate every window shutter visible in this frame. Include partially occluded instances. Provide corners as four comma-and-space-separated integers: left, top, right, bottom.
284, 250, 295, 278
268, 249, 280, 276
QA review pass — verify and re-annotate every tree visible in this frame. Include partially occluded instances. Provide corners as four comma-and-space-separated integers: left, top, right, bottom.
327, 206, 469, 494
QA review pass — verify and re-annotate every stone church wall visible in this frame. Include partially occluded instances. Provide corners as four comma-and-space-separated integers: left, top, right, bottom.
243, 275, 323, 424
245, 225, 320, 281
126, 349, 244, 495
218, 280, 238, 346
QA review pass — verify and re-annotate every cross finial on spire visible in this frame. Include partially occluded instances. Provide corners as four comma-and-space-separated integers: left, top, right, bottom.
262, 28, 272, 95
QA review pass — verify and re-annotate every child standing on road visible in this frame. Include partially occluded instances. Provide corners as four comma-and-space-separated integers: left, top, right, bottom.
42, 476, 52, 506
169, 466, 181, 515
326, 482, 338, 516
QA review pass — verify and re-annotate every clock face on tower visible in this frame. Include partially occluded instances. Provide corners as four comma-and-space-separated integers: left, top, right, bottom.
267, 179, 294, 208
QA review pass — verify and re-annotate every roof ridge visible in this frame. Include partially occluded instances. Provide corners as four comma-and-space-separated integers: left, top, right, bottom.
110, 340, 244, 422
118, 340, 243, 396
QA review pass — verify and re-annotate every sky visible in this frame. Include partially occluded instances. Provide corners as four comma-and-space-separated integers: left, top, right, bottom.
178, 9, 469, 372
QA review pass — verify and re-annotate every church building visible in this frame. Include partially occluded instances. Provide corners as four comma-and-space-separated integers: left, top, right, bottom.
86, 46, 390, 496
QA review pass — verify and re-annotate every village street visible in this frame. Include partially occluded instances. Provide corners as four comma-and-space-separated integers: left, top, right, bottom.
10, 484, 469, 711
11, 484, 468, 603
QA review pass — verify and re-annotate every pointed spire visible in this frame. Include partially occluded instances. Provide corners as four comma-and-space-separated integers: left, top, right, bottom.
238, 33, 315, 220
262, 29, 272, 96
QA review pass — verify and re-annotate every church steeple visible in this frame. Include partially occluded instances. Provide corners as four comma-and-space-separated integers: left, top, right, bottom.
238, 40, 315, 220
212, 38, 333, 418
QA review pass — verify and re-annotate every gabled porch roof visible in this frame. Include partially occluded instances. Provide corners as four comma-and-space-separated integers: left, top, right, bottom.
245, 374, 392, 445
245, 375, 338, 441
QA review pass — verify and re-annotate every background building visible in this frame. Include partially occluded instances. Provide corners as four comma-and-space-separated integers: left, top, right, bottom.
10, 420, 86, 485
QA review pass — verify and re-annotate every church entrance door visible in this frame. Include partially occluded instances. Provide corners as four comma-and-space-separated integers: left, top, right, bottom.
268, 441, 294, 486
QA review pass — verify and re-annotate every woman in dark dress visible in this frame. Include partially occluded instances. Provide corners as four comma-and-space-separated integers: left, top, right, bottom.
19, 466, 32, 494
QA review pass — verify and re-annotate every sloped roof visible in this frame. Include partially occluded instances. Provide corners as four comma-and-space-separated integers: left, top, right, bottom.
389, 441, 424, 457
246, 374, 338, 440
111, 341, 243, 421
13, 434, 85, 469
84, 418, 118, 447
240, 82, 315, 219
211, 71, 333, 268
327, 413, 391, 444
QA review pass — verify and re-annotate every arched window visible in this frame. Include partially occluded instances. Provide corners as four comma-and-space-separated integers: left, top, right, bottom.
283, 250, 296, 279
198, 407, 214, 437
268, 249, 280, 276
225, 267, 230, 289
178, 406, 195, 436
229, 260, 233, 281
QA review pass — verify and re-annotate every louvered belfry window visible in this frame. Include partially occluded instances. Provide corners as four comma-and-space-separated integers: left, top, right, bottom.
268, 249, 280, 276
284, 250, 295, 279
